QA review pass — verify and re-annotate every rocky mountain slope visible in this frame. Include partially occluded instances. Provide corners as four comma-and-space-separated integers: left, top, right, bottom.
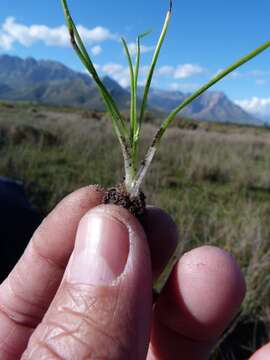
0, 54, 260, 125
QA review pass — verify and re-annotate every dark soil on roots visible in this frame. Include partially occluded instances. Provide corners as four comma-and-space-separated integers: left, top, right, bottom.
103, 183, 146, 218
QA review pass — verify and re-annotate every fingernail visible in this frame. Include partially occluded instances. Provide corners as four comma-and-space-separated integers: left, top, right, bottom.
68, 211, 129, 285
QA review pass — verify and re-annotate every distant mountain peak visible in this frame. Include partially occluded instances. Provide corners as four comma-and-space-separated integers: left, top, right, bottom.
102, 76, 125, 91
0, 54, 262, 125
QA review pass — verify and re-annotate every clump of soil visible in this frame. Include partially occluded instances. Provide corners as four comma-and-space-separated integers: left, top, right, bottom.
103, 183, 146, 218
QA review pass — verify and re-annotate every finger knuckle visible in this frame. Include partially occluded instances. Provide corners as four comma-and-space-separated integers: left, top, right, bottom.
26, 283, 132, 359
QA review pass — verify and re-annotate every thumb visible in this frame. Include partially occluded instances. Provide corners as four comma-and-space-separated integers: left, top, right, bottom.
22, 205, 152, 360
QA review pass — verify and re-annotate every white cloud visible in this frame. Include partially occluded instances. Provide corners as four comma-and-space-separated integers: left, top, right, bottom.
235, 97, 270, 115
96, 61, 204, 89
249, 70, 270, 77
99, 62, 151, 87
97, 62, 149, 87
91, 45, 102, 55
101, 63, 130, 87
229, 70, 241, 79
174, 64, 204, 79
127, 42, 153, 56
2, 17, 69, 46
169, 83, 180, 91
0, 17, 115, 50
77, 25, 115, 43
157, 65, 174, 76
169, 82, 200, 91
0, 32, 13, 50
157, 64, 204, 79
255, 79, 267, 86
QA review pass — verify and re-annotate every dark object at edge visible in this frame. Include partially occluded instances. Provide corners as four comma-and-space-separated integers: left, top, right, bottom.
0, 177, 42, 282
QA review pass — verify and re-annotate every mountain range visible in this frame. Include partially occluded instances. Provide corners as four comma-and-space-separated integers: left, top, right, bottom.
0, 54, 262, 125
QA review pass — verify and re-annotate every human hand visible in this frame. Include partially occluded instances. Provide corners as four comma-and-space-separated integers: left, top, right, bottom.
0, 186, 267, 359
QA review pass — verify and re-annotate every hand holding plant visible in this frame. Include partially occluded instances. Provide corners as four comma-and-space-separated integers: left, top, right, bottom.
0, 186, 249, 359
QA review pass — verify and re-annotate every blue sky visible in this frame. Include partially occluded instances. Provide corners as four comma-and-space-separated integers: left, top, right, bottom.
0, 0, 269, 115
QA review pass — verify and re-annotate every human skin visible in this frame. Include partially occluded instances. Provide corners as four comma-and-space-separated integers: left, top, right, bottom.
0, 186, 267, 359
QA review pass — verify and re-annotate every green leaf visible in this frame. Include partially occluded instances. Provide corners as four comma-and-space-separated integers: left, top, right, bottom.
121, 38, 136, 142
61, 0, 128, 140
138, 2, 172, 128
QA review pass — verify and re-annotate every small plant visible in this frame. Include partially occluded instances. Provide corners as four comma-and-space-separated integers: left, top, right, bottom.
61, 0, 270, 216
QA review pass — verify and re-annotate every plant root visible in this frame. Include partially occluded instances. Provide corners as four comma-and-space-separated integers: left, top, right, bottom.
103, 183, 146, 218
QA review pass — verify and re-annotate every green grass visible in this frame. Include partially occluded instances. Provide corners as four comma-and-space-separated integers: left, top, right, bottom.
1, 101, 270, 358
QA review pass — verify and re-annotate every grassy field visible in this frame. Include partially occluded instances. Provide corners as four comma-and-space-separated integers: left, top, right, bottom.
1, 101, 270, 358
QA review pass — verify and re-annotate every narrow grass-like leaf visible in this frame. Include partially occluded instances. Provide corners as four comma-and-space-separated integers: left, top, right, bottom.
132, 36, 141, 166
122, 32, 151, 174
138, 1, 172, 127
134, 30, 151, 143
133, 31, 151, 171
121, 37, 137, 176
121, 39, 136, 141
61, 0, 128, 140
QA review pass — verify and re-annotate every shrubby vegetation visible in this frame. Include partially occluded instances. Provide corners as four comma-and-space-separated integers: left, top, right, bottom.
1, 101, 270, 358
